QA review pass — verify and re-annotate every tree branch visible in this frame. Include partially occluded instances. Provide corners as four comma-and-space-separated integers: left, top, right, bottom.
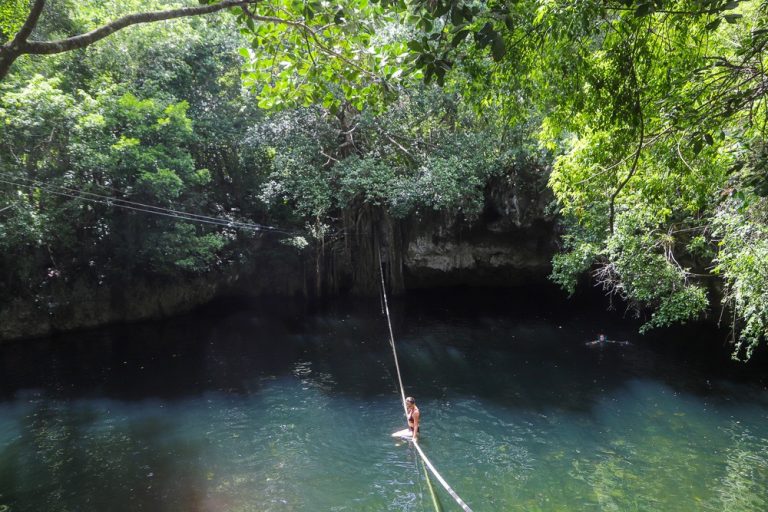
0, 0, 46, 80
241, 5, 382, 82
9, 0, 46, 46
0, 0, 255, 81
609, 109, 644, 235
25, 0, 254, 55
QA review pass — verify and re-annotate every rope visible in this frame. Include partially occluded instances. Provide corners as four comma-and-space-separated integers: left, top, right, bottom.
422, 458, 444, 512
378, 249, 474, 512
378, 250, 407, 417
414, 442, 471, 512
0, 174, 298, 235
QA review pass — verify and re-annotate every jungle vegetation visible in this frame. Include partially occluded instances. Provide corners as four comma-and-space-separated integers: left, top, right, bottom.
1, 0, 766, 358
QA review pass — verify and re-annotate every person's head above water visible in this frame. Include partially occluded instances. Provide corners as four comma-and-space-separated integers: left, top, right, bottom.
599, 334, 606, 342
405, 396, 415, 407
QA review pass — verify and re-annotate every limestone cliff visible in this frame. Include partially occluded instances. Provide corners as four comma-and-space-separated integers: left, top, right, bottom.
402, 167, 555, 288
1, 166, 556, 341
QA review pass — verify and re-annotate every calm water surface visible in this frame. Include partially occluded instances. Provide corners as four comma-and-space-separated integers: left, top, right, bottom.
0, 290, 767, 511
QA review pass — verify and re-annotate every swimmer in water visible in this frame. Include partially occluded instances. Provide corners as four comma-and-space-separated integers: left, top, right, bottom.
585, 333, 630, 347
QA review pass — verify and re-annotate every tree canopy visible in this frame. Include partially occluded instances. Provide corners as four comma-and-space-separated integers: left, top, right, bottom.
1, 0, 767, 357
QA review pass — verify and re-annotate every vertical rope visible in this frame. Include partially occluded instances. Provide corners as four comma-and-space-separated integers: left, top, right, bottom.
378, 248, 474, 512
378, 249, 408, 418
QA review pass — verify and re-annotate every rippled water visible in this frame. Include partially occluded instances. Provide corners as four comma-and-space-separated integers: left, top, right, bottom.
1, 290, 767, 511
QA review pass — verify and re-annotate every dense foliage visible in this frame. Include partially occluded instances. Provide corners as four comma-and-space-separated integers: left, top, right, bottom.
0, 3, 273, 310
2, 0, 767, 357
255, 90, 510, 221
237, 0, 768, 356
1, 1, 526, 313
390, 0, 768, 357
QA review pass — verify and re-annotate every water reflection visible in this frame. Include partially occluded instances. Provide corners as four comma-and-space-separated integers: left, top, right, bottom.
0, 395, 207, 512
710, 422, 768, 511
0, 292, 767, 511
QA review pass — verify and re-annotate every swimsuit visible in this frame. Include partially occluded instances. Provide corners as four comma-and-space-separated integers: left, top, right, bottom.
408, 408, 420, 433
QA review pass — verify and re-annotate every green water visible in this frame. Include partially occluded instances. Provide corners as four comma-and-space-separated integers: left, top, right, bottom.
0, 291, 767, 511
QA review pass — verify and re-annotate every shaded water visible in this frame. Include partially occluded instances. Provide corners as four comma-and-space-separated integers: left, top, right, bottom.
1, 289, 767, 511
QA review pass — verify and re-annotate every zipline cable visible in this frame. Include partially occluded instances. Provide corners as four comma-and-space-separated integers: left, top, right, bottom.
0, 173, 294, 234
378, 249, 474, 512
0, 175, 298, 235
1, 172, 258, 226
413, 441, 470, 512
0, 175, 265, 231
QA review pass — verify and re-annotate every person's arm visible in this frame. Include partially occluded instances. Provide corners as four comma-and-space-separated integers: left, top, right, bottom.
411, 410, 420, 442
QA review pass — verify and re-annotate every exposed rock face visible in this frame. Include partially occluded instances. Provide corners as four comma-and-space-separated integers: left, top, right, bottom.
0, 246, 305, 342
402, 165, 556, 288
404, 224, 554, 287
0, 277, 223, 341
1, 165, 556, 341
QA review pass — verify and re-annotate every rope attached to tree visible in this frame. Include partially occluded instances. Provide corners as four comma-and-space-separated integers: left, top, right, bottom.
378, 250, 474, 512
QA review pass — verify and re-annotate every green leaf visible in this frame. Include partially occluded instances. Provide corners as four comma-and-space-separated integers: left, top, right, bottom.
491, 34, 506, 62
436, 66, 446, 86
451, 30, 470, 47
407, 40, 424, 52
634, 3, 655, 17
451, 8, 464, 25
705, 18, 722, 30
692, 138, 704, 155
424, 64, 435, 84
475, 22, 494, 49
433, 1, 451, 17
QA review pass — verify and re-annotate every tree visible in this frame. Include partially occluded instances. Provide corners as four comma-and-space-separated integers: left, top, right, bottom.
397, 0, 767, 356
4, 0, 767, 355
0, 5, 274, 310
0, 0, 263, 81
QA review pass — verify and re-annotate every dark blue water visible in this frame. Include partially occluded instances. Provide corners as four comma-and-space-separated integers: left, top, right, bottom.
1, 289, 767, 511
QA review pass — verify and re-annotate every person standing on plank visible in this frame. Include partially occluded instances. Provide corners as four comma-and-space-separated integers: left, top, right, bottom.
406, 396, 420, 442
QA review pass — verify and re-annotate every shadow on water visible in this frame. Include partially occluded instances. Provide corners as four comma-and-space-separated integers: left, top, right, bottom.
0, 286, 766, 409
387, 286, 768, 412
1, 286, 767, 511
0, 297, 310, 402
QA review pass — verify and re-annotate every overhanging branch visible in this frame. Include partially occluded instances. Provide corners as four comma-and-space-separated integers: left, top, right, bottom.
241, 5, 382, 82
0, 0, 255, 81
609, 110, 644, 235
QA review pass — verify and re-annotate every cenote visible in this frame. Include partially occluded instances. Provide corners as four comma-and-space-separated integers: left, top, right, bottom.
1, 288, 767, 512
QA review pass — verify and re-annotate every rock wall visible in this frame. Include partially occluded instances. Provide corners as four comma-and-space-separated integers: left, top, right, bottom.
402, 166, 555, 288
403, 220, 555, 288
1, 165, 557, 341
0, 243, 306, 342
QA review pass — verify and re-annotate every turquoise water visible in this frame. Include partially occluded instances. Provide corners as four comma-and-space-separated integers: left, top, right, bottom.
1, 291, 767, 511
